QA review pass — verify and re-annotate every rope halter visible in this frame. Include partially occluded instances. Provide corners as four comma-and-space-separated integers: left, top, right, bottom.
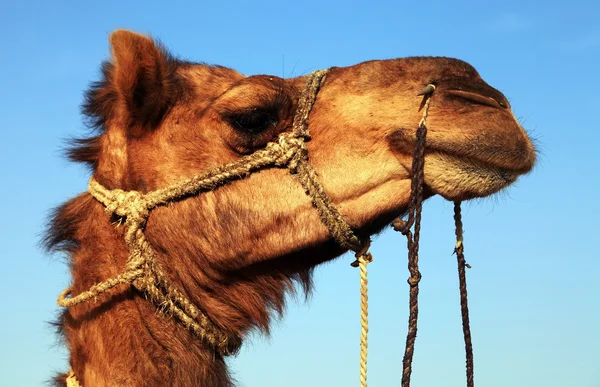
57, 69, 373, 357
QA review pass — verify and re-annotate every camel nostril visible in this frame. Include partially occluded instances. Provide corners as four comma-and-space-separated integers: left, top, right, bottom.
446, 89, 507, 110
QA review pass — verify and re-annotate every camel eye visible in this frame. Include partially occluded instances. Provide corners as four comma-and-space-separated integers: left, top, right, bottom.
230, 110, 278, 134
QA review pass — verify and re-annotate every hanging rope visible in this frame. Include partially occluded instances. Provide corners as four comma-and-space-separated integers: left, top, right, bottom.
393, 84, 476, 387
358, 255, 369, 387
454, 202, 474, 387
350, 241, 373, 387
392, 84, 434, 387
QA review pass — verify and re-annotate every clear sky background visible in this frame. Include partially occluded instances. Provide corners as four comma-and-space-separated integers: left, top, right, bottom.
1, 1, 598, 386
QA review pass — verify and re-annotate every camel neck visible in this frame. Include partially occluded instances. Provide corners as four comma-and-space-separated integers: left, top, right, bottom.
66, 299, 234, 386
61, 196, 235, 387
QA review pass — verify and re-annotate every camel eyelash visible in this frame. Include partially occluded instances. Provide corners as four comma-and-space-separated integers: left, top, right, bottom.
220, 89, 292, 119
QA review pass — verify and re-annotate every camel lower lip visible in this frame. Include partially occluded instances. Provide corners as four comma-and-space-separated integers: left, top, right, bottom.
424, 152, 518, 200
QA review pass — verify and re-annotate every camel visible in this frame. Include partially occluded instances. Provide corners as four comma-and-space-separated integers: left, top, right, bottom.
45, 30, 536, 387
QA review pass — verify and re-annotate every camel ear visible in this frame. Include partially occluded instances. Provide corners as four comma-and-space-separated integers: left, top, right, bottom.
109, 30, 179, 135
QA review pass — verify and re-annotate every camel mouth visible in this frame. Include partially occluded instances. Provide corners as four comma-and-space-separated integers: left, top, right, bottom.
423, 151, 520, 201
387, 124, 536, 177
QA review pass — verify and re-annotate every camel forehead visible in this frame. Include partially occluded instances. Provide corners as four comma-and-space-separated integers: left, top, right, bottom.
178, 56, 481, 100
352, 57, 480, 77
400, 56, 479, 75
180, 65, 245, 98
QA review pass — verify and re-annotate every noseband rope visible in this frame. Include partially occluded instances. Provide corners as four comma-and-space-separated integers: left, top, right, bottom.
58, 70, 475, 387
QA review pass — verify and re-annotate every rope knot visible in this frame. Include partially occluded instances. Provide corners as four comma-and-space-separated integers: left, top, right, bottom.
268, 132, 307, 168
453, 244, 464, 256
392, 218, 412, 235
106, 189, 149, 222
407, 271, 422, 286
350, 238, 373, 267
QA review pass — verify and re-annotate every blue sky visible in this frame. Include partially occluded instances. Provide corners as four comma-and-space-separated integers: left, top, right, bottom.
1, 0, 598, 386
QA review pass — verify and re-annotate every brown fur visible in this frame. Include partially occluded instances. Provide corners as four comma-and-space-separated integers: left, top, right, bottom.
46, 30, 535, 386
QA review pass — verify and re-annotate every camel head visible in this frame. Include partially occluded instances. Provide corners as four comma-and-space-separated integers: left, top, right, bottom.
50, 30, 535, 385
68, 27, 536, 328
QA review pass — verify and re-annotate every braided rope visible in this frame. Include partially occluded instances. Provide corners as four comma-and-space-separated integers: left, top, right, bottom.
391, 85, 435, 387
393, 87, 477, 387
454, 202, 474, 387
57, 69, 375, 362
358, 252, 371, 387
349, 241, 373, 387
